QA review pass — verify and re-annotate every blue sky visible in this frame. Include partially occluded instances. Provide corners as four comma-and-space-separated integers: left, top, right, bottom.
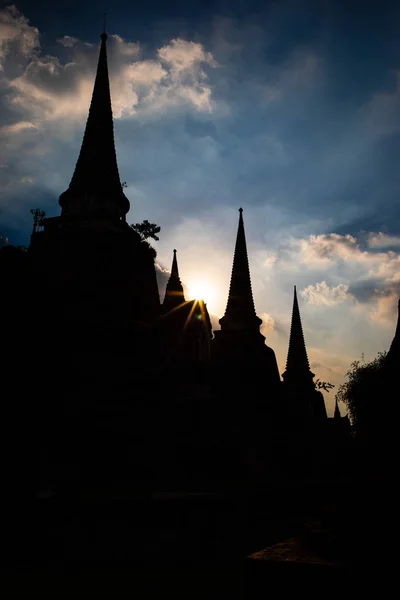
1, 1, 400, 414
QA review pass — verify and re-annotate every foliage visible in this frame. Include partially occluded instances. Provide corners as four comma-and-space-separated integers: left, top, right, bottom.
130, 220, 161, 242
140, 239, 157, 259
30, 208, 45, 224
335, 352, 387, 434
314, 379, 335, 392
30, 208, 46, 232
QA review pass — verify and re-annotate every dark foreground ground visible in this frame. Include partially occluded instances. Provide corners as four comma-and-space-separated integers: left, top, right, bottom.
2, 474, 392, 599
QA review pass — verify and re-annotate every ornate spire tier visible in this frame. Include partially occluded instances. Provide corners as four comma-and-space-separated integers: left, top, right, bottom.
386, 298, 400, 366
282, 286, 328, 421
162, 249, 185, 311
334, 399, 341, 420
282, 286, 314, 385
59, 31, 129, 220
219, 208, 262, 332
212, 208, 280, 395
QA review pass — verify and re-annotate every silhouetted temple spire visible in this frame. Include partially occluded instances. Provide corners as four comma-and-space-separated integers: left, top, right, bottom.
163, 249, 185, 311
212, 207, 280, 398
334, 399, 341, 420
59, 30, 129, 219
283, 286, 314, 385
219, 208, 261, 331
170, 248, 180, 281
387, 298, 400, 365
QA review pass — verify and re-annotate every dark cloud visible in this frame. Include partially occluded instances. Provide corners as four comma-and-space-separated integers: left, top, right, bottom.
348, 279, 389, 304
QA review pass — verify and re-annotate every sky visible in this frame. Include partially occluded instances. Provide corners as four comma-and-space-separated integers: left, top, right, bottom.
1, 0, 400, 414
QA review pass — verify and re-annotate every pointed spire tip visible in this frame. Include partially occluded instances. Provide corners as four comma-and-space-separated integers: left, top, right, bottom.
101, 13, 107, 41
60, 12, 130, 218
221, 203, 259, 327
163, 246, 185, 308
284, 279, 310, 375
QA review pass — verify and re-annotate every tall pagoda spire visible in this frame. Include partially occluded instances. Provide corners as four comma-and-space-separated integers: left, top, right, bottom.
59, 29, 129, 219
162, 249, 185, 311
170, 248, 180, 281
211, 207, 280, 405
219, 208, 262, 331
334, 398, 341, 420
282, 286, 314, 385
386, 298, 400, 366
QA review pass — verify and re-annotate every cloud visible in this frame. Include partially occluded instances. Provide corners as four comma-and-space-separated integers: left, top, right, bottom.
132, 38, 217, 114
158, 38, 217, 72
256, 250, 278, 267
301, 281, 354, 306
297, 233, 360, 266
368, 232, 400, 249
0, 5, 39, 70
111, 35, 140, 57
0, 120, 37, 134
57, 36, 78, 48
1, 15, 217, 130
270, 231, 400, 328
260, 312, 275, 335
369, 292, 399, 325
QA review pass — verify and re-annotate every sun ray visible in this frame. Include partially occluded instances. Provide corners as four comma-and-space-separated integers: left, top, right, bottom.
183, 299, 198, 331
160, 299, 192, 319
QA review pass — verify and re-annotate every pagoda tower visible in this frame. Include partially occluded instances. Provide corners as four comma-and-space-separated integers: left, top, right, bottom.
29, 29, 160, 354
160, 249, 212, 365
282, 286, 327, 421
381, 297, 400, 414
212, 209, 280, 404
27, 30, 163, 493
334, 398, 342, 420
58, 31, 129, 220
162, 249, 185, 312
386, 298, 400, 367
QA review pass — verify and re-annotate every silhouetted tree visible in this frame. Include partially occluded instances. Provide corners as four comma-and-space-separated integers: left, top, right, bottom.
315, 379, 335, 392
30, 208, 45, 234
130, 220, 161, 242
336, 352, 387, 437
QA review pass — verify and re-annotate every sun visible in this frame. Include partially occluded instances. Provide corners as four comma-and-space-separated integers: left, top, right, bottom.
187, 279, 216, 305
